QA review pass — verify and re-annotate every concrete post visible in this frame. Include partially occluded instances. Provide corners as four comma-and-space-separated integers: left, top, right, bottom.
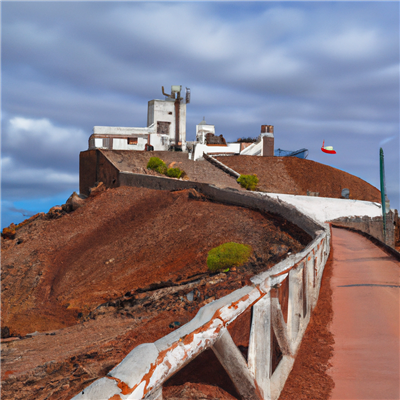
270, 298, 292, 356
212, 330, 263, 400
248, 294, 272, 399
287, 267, 302, 344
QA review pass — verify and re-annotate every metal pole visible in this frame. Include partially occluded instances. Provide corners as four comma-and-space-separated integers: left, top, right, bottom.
380, 148, 386, 243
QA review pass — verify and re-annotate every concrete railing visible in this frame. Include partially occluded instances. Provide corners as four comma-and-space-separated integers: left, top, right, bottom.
72, 175, 331, 400
203, 153, 241, 179
330, 210, 397, 249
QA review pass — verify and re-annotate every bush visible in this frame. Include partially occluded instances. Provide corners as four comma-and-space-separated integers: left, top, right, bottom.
147, 157, 167, 174
237, 174, 259, 191
166, 167, 185, 179
207, 242, 252, 272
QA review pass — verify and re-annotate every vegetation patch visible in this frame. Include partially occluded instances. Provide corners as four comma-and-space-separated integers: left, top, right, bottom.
237, 174, 259, 191
147, 157, 186, 179
207, 242, 252, 272
147, 157, 167, 174
166, 167, 185, 179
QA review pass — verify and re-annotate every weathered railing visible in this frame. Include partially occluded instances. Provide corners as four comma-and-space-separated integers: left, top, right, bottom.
72, 177, 330, 400
203, 153, 241, 179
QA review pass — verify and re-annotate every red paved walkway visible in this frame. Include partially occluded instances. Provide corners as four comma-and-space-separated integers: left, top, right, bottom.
329, 227, 400, 400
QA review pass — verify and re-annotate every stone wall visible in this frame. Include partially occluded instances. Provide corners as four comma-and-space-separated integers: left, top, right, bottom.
79, 150, 120, 196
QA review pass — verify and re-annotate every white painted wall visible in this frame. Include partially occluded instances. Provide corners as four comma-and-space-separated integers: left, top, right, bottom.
196, 123, 215, 144
262, 193, 382, 223
147, 100, 187, 149
93, 126, 154, 135
240, 140, 262, 156
193, 143, 241, 160
89, 125, 174, 151
149, 134, 170, 151
112, 137, 148, 151
94, 138, 103, 148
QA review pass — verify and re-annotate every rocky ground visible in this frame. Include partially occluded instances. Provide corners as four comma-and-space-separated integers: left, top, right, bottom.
1, 186, 311, 400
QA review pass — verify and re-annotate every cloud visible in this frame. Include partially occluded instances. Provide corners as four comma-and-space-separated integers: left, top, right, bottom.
379, 136, 397, 146
1, 1, 399, 213
1, 117, 81, 201
3, 116, 87, 171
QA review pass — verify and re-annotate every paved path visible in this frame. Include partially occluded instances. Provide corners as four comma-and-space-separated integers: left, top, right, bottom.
329, 227, 400, 400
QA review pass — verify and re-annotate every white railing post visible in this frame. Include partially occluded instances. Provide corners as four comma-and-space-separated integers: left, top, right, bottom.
144, 386, 162, 400
212, 330, 263, 400
248, 293, 272, 399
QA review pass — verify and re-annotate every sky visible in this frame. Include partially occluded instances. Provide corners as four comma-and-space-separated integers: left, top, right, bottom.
1, 1, 399, 229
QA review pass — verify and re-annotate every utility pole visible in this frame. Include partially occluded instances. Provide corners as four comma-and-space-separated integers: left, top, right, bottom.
379, 147, 387, 243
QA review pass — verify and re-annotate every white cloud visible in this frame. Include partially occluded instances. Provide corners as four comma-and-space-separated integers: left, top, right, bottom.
1, 1, 399, 211
320, 28, 380, 61
2, 156, 78, 187
3, 117, 87, 166
7, 117, 85, 147
1, 117, 83, 201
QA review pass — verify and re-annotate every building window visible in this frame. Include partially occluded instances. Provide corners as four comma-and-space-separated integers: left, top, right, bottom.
157, 121, 170, 135
128, 137, 138, 145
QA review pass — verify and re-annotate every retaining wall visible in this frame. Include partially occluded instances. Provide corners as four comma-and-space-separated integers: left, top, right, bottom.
330, 210, 397, 248
72, 173, 331, 400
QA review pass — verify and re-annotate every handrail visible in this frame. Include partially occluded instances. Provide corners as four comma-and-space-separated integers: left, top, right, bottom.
72, 178, 330, 400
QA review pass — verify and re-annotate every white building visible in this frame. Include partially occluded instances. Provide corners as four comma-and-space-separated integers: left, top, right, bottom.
190, 118, 241, 160
196, 118, 215, 144
87, 85, 276, 160
88, 85, 188, 152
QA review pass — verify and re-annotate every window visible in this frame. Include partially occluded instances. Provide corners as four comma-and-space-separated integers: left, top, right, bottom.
128, 137, 138, 145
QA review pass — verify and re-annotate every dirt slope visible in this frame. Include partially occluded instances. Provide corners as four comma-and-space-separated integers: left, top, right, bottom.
1, 186, 310, 400
215, 156, 381, 202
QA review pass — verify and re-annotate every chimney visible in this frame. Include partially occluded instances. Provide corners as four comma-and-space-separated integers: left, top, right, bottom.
261, 125, 274, 156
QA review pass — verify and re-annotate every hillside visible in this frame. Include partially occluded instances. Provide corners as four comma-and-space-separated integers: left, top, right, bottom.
1, 152, 386, 400
1, 185, 311, 400
215, 155, 381, 202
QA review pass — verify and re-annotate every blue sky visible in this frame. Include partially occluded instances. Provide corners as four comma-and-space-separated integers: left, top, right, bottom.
1, 1, 399, 229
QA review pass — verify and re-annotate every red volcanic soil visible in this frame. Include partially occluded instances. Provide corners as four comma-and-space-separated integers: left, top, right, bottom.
1, 186, 310, 400
215, 156, 381, 202
279, 239, 335, 400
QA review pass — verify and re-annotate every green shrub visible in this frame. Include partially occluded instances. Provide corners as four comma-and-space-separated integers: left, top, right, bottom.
207, 242, 252, 272
237, 174, 259, 191
166, 167, 185, 179
147, 157, 167, 174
